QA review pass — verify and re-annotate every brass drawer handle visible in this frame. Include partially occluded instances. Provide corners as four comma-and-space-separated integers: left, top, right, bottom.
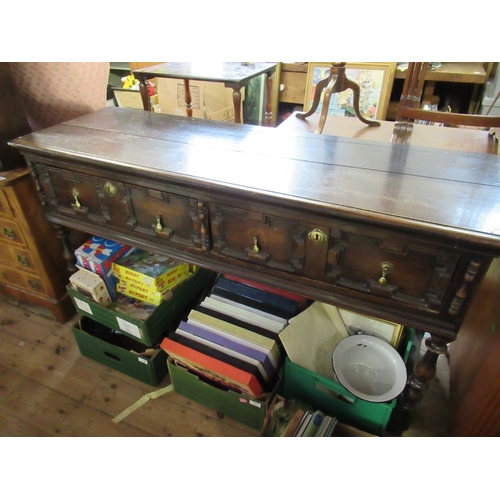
3, 227, 15, 240
152, 214, 173, 237
28, 279, 40, 290
17, 254, 29, 267
378, 261, 394, 284
253, 236, 260, 253
71, 188, 82, 209
156, 214, 164, 232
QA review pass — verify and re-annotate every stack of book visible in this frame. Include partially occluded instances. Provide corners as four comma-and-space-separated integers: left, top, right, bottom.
282, 409, 338, 437
161, 274, 308, 397
112, 250, 190, 306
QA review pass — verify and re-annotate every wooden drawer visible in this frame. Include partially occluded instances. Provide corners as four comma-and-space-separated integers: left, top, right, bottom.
322, 222, 461, 315
35, 161, 209, 252
0, 189, 13, 218
0, 263, 46, 295
0, 244, 38, 273
0, 216, 27, 246
209, 202, 463, 317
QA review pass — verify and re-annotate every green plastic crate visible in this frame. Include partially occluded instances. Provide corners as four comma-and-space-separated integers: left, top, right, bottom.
67, 268, 215, 347
168, 356, 283, 430
72, 316, 168, 386
284, 329, 415, 435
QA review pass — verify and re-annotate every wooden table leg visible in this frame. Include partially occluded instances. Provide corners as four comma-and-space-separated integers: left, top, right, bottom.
138, 77, 151, 111
183, 79, 193, 118
264, 72, 274, 126
232, 88, 242, 123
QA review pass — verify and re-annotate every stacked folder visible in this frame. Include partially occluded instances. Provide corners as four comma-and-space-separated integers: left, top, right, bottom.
161, 275, 308, 397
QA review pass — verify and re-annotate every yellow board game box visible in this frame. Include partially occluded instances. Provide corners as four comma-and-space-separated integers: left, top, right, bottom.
113, 250, 189, 290
117, 270, 190, 306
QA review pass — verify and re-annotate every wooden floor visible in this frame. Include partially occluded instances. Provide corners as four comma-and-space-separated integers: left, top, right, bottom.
0, 292, 450, 437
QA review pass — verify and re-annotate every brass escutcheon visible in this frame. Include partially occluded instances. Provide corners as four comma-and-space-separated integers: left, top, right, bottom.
17, 254, 29, 266
308, 228, 328, 245
378, 261, 394, 284
104, 182, 117, 196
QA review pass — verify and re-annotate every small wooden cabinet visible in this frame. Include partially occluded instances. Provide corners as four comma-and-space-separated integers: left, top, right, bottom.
0, 169, 75, 322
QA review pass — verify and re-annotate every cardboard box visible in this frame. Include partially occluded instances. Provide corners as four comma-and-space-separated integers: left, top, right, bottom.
155, 77, 239, 122
69, 268, 112, 307
112, 250, 189, 290
67, 268, 216, 346
72, 316, 168, 386
116, 271, 189, 306
75, 236, 136, 300
168, 356, 283, 430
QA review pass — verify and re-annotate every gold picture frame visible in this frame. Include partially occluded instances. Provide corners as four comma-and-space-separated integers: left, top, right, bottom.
303, 62, 396, 121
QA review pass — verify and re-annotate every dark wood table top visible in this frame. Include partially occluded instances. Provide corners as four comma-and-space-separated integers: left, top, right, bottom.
10, 107, 500, 253
132, 62, 277, 85
278, 111, 500, 155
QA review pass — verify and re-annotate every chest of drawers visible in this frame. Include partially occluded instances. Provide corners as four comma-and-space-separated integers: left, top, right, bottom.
0, 169, 75, 322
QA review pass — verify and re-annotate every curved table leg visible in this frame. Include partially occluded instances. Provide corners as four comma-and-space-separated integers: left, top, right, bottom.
344, 80, 380, 127
296, 75, 330, 120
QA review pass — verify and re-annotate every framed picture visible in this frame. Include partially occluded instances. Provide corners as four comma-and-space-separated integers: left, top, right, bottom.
303, 62, 396, 120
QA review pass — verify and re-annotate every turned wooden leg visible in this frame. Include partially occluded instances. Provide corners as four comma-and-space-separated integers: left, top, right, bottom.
183, 79, 193, 118
404, 334, 449, 407
264, 72, 274, 126
52, 223, 77, 273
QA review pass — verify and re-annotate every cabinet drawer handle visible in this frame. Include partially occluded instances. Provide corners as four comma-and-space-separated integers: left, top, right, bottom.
378, 261, 394, 284
17, 254, 29, 266
28, 279, 40, 290
153, 214, 172, 238
71, 188, 82, 208
2, 227, 15, 240
253, 236, 260, 253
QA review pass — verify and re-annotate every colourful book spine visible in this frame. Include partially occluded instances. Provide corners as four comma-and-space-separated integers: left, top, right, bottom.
160, 337, 263, 397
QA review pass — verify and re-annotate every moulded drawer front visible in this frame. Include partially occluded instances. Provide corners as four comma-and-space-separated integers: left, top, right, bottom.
0, 217, 26, 246
35, 163, 107, 223
209, 203, 310, 275
0, 263, 46, 295
0, 190, 13, 218
0, 245, 38, 273
324, 222, 461, 314
126, 185, 209, 251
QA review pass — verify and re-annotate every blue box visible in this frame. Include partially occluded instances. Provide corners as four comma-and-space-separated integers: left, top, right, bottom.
75, 236, 136, 300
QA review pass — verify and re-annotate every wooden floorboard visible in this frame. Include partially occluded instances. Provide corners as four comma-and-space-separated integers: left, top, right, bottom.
0, 292, 449, 437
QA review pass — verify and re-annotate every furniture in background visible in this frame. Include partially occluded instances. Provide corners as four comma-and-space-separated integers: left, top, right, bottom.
392, 62, 500, 145
0, 169, 75, 322
295, 62, 380, 133
133, 62, 277, 126
9, 108, 500, 426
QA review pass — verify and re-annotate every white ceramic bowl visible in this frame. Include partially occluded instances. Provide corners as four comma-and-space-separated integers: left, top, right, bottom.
332, 334, 407, 403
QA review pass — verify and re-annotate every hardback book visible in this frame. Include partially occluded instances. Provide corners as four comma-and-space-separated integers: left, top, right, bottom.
281, 408, 306, 437
160, 335, 264, 397
200, 296, 287, 334
293, 411, 313, 437
222, 274, 309, 309
178, 320, 277, 381
175, 322, 274, 385
212, 277, 302, 319
301, 410, 325, 437
189, 307, 282, 367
